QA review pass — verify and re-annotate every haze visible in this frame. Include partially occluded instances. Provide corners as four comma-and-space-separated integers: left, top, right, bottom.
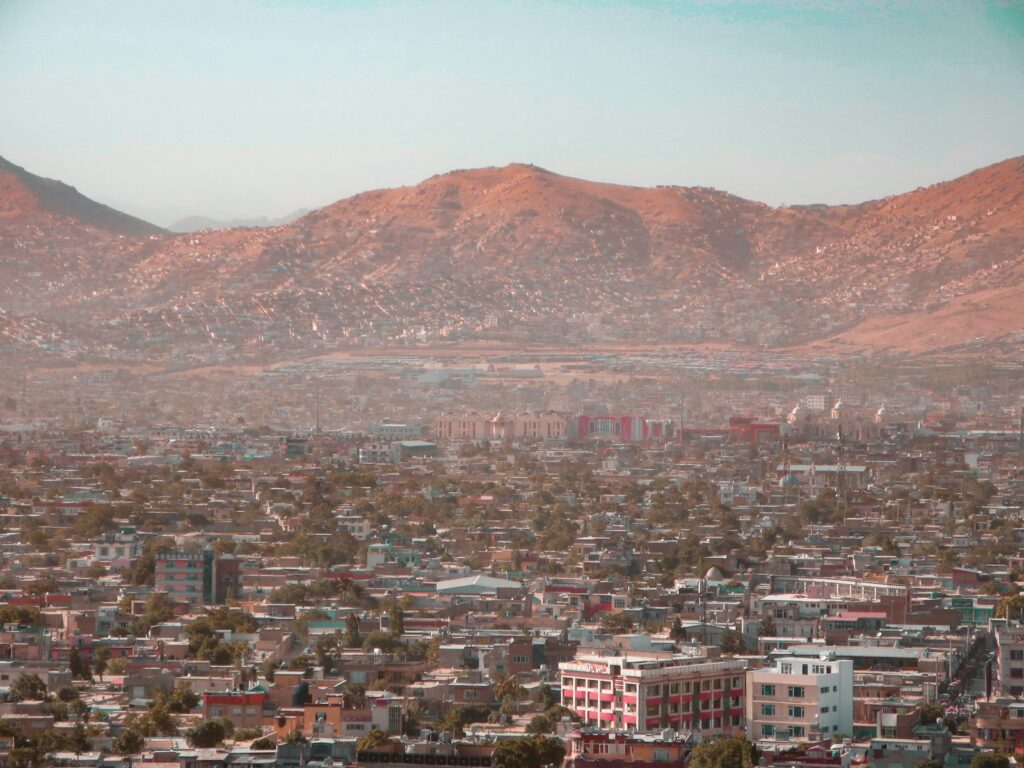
1, 0, 1022, 225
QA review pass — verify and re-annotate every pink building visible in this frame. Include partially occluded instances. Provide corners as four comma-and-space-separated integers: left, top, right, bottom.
559, 653, 746, 735
432, 411, 566, 441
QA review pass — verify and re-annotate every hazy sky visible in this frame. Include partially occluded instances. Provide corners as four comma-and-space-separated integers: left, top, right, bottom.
1, 0, 1022, 225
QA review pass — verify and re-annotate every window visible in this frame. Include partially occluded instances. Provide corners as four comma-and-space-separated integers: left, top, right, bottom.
820, 686, 829, 694
787, 686, 805, 698
1011, 650, 1024, 661
788, 706, 805, 718
780, 663, 792, 674
701, 680, 711, 692
762, 724, 775, 736
761, 704, 776, 716
791, 726, 805, 737
761, 684, 776, 696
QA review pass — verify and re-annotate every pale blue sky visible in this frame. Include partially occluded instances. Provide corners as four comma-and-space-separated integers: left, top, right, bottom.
1, 0, 1022, 225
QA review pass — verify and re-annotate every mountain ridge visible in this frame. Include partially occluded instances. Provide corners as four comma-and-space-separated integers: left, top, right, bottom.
0, 155, 163, 237
1, 155, 1023, 364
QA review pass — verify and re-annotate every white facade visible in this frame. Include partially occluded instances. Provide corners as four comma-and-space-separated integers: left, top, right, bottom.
746, 655, 853, 742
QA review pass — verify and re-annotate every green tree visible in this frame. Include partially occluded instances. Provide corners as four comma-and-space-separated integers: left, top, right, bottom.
133, 592, 176, 636
10, 672, 47, 702
971, 753, 1010, 768
356, 728, 394, 752
344, 611, 362, 648
260, 659, 278, 682
0, 605, 44, 626
669, 616, 687, 642
93, 647, 112, 676
689, 736, 758, 768
187, 719, 227, 748
161, 684, 200, 713
135, 701, 179, 736
493, 735, 565, 768
719, 629, 747, 655
919, 702, 944, 725
112, 727, 145, 755
435, 704, 492, 737
388, 601, 405, 637
69, 647, 91, 680
493, 674, 525, 704
600, 612, 635, 634
757, 614, 777, 637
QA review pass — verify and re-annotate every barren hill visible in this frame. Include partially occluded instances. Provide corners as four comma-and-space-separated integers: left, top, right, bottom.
1, 156, 1022, 364
0, 155, 162, 237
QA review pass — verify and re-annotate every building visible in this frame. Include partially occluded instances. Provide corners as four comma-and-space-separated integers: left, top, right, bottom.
972, 697, 1024, 755
566, 415, 675, 443
746, 655, 854, 743
371, 421, 425, 440
566, 729, 692, 768
432, 411, 567, 442
155, 549, 241, 605
559, 653, 746, 736
995, 625, 1024, 697
203, 690, 269, 730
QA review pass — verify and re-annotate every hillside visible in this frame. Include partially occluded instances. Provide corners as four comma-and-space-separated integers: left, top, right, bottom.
0, 155, 162, 237
0, 156, 1022, 364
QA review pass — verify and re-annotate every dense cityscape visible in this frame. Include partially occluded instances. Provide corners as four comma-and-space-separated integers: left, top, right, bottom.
1, 355, 1024, 768
4, 2, 1024, 767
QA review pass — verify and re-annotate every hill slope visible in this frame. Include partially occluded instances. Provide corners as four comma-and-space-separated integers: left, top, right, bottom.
1, 156, 1023, 363
0, 155, 162, 237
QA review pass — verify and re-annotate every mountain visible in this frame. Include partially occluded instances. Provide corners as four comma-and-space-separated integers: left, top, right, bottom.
0, 155, 162, 237
167, 209, 310, 233
1, 155, 1023, 364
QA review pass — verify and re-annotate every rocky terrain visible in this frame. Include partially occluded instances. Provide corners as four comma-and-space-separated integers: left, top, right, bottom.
1, 154, 1023, 365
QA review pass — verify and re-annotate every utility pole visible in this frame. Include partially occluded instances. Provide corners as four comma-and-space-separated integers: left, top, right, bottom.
837, 425, 847, 515
315, 387, 321, 436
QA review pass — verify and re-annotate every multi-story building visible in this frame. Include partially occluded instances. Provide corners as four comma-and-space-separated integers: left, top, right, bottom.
203, 690, 270, 730
432, 411, 568, 442
155, 550, 211, 604
559, 652, 746, 736
746, 655, 853, 743
971, 697, 1024, 755
155, 549, 240, 605
995, 625, 1024, 697
566, 414, 675, 443
92, 525, 142, 567
566, 729, 692, 768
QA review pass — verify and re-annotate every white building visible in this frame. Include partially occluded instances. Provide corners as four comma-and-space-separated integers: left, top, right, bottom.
746, 654, 853, 743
